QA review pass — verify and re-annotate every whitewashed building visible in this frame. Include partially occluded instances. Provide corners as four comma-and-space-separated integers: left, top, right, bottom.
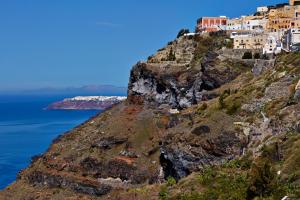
263, 35, 282, 54
257, 6, 269, 13
226, 18, 243, 32
282, 28, 300, 51
230, 31, 252, 39
241, 17, 268, 32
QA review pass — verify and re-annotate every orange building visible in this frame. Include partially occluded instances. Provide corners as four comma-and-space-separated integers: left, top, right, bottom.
196, 16, 227, 33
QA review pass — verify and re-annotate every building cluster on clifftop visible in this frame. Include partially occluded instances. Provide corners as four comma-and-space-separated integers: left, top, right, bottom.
196, 0, 300, 54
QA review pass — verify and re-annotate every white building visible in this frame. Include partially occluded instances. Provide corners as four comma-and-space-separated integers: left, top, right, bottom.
230, 31, 252, 39
282, 28, 300, 51
263, 35, 282, 54
226, 18, 243, 32
257, 6, 269, 13
241, 17, 268, 32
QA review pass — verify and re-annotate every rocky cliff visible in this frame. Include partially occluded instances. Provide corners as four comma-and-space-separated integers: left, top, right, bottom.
1, 34, 300, 200
128, 35, 248, 108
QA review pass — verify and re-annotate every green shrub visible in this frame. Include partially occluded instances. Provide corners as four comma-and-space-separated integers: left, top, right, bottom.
167, 176, 177, 187
196, 167, 248, 200
218, 89, 231, 109
254, 53, 261, 59
225, 98, 241, 115
167, 47, 176, 61
225, 39, 234, 49
168, 41, 173, 46
177, 29, 190, 38
159, 186, 169, 200
196, 103, 208, 115
242, 52, 253, 59
246, 160, 278, 199
147, 55, 154, 62
262, 53, 269, 60
197, 168, 216, 185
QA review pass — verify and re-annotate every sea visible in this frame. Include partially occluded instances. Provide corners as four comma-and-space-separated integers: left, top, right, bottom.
0, 95, 100, 189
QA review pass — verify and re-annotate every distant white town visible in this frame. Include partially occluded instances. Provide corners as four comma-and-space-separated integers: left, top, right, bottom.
64, 96, 127, 102
47, 96, 127, 110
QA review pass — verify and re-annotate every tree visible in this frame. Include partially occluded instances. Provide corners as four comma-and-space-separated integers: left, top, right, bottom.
254, 53, 261, 59
246, 160, 277, 199
242, 51, 253, 59
177, 29, 190, 38
167, 47, 176, 61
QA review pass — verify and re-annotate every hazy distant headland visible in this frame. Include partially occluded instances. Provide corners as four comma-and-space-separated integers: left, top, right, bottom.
0, 85, 127, 96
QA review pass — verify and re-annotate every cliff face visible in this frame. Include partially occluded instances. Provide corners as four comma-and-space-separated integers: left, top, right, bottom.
128, 36, 247, 108
2, 34, 300, 200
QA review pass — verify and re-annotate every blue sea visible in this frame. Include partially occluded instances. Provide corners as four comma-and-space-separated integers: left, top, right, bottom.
0, 95, 99, 189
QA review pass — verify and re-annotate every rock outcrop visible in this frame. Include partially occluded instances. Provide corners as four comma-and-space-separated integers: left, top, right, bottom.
294, 80, 300, 102
27, 170, 112, 196
128, 35, 250, 109
160, 131, 241, 180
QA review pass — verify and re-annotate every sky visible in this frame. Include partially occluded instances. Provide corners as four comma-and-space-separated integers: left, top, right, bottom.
0, 0, 285, 91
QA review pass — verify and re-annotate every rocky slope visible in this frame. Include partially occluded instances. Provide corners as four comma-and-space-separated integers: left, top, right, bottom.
128, 35, 247, 108
1, 33, 300, 200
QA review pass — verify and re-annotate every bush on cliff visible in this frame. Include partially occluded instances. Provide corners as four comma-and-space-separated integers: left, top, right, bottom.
254, 52, 261, 59
242, 52, 253, 59
177, 29, 190, 38
246, 159, 280, 199
167, 47, 176, 61
218, 89, 231, 109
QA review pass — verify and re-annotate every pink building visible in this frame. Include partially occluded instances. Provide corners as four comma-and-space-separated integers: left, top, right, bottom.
196, 16, 227, 33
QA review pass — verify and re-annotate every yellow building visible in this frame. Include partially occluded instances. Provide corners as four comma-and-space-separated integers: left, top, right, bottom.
233, 34, 267, 49
267, 6, 298, 32
267, 5, 300, 32
291, 19, 300, 28
290, 0, 300, 6
226, 18, 243, 32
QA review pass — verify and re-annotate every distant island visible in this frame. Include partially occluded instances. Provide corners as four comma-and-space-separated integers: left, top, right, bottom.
1, 85, 127, 96
47, 96, 127, 110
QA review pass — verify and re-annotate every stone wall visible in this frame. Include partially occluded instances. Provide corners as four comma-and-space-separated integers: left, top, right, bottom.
218, 48, 263, 60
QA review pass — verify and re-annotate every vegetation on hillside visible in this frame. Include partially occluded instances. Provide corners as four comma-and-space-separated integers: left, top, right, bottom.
157, 134, 300, 200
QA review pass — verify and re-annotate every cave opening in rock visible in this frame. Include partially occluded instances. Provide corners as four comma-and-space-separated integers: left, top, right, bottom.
200, 81, 215, 91
156, 83, 166, 94
159, 153, 179, 181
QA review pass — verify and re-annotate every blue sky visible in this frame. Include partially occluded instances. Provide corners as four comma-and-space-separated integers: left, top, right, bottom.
0, 0, 284, 90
